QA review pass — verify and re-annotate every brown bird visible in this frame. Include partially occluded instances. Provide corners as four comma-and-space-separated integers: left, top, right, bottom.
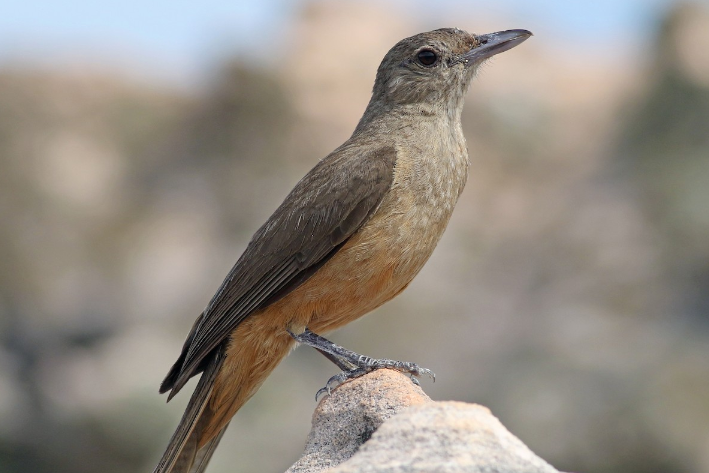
154, 27, 531, 473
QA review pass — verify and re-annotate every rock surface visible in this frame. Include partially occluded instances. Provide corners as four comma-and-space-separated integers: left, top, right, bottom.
286, 370, 561, 473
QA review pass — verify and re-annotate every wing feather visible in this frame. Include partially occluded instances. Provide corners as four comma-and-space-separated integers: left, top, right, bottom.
161, 145, 397, 397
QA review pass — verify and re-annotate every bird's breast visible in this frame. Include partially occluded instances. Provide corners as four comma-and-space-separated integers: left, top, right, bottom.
266, 119, 469, 334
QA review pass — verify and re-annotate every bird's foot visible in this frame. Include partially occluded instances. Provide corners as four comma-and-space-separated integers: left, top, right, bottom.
315, 368, 367, 400
287, 328, 435, 400
315, 358, 434, 400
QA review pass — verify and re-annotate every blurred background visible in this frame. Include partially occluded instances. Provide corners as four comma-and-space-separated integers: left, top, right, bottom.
1, 0, 708, 472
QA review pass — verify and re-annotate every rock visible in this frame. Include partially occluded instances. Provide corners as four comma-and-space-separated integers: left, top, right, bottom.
286, 369, 561, 473
286, 369, 431, 473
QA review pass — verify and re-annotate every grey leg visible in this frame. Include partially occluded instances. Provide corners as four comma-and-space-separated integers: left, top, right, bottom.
288, 328, 435, 399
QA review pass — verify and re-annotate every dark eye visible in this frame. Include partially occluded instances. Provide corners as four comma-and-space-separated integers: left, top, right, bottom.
417, 49, 438, 67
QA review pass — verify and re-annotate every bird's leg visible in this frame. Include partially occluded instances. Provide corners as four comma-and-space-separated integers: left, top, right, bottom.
314, 348, 358, 372
288, 328, 435, 399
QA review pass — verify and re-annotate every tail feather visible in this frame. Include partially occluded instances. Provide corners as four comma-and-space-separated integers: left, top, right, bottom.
154, 348, 224, 473
188, 423, 230, 473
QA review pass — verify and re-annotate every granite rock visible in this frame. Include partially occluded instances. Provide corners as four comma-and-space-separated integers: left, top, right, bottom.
286, 369, 561, 473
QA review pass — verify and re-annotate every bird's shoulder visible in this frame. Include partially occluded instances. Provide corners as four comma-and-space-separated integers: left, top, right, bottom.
247, 141, 398, 255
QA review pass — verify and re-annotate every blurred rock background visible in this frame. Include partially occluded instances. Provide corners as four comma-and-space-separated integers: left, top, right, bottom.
1, 1, 708, 472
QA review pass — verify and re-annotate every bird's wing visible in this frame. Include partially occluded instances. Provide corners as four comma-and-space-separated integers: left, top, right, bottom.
161, 145, 397, 398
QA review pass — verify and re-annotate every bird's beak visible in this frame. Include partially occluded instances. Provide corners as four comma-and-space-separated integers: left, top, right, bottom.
461, 29, 532, 65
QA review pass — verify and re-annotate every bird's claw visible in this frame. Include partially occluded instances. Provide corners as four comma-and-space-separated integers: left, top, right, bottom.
315, 368, 367, 400
374, 360, 435, 384
406, 364, 435, 385
314, 361, 435, 400
417, 367, 436, 383
315, 385, 330, 401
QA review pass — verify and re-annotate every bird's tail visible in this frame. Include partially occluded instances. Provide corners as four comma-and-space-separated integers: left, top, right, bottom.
153, 350, 225, 473
154, 317, 297, 473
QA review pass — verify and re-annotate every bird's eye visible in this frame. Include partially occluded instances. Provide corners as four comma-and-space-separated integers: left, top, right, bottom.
417, 49, 438, 67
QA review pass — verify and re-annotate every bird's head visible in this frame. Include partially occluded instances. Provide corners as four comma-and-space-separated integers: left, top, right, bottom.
368, 28, 531, 116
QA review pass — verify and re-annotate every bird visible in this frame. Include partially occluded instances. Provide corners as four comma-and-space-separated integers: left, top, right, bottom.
154, 27, 531, 473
